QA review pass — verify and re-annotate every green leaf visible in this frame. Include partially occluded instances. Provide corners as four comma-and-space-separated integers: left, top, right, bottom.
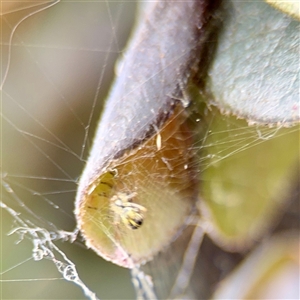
207, 0, 300, 125
200, 107, 299, 250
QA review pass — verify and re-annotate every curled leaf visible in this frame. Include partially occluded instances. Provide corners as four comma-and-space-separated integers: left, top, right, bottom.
75, 0, 216, 268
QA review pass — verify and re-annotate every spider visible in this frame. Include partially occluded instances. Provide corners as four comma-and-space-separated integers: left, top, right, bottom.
110, 192, 147, 230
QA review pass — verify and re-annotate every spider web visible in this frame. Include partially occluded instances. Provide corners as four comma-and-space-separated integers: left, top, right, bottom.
1, 1, 136, 298
1, 1, 298, 299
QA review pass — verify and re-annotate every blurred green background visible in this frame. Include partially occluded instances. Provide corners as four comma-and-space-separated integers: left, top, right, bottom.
1, 1, 136, 298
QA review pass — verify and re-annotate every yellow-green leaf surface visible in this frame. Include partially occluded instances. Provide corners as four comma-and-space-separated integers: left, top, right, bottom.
76, 106, 197, 268
200, 107, 299, 250
207, 0, 300, 125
